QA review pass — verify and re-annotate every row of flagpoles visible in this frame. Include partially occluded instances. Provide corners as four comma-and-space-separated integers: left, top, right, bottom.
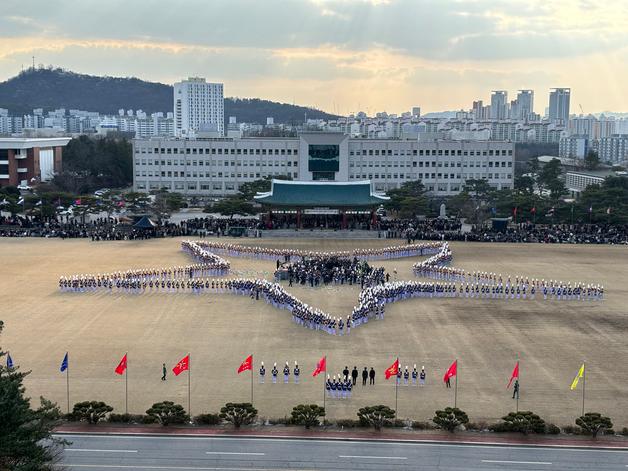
5, 352, 587, 417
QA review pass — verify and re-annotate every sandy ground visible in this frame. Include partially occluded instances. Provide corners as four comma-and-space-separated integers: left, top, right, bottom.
1, 237, 627, 428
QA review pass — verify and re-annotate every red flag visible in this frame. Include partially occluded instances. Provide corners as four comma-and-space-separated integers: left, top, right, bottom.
237, 355, 253, 374
513, 207, 518, 216
384, 358, 399, 380
114, 354, 127, 375
312, 356, 326, 377
507, 361, 519, 388
443, 360, 457, 383
172, 355, 189, 376
530, 207, 536, 214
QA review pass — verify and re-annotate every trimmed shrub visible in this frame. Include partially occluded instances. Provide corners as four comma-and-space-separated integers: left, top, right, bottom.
108, 413, 146, 424
621, 427, 628, 436
219, 403, 258, 428
562, 425, 581, 435
145, 401, 188, 426
545, 423, 561, 435
291, 405, 325, 429
499, 411, 546, 435
357, 405, 396, 431
193, 413, 221, 426
432, 407, 469, 433
71, 401, 113, 424
576, 413, 613, 439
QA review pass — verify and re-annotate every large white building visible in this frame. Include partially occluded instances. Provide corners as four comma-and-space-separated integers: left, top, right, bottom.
132, 133, 514, 198
174, 77, 224, 137
599, 134, 628, 163
490, 91, 508, 120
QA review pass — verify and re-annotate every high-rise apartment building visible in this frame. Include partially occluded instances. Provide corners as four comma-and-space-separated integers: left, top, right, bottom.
173, 77, 224, 137
512, 90, 534, 120
548, 88, 570, 125
490, 91, 508, 120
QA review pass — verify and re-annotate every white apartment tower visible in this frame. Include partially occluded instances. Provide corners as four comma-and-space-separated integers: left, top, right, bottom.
549, 88, 570, 125
174, 77, 224, 137
513, 90, 534, 120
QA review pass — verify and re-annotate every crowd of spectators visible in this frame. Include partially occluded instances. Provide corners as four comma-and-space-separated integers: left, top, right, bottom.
1, 213, 627, 244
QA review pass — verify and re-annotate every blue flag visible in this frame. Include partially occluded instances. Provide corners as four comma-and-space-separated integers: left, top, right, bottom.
60, 353, 68, 372
6, 353, 13, 369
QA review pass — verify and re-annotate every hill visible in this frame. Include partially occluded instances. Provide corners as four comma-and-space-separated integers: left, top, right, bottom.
0, 68, 340, 124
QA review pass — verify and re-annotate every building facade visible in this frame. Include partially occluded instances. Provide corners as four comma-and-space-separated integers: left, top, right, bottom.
599, 134, 628, 163
132, 133, 514, 198
0, 138, 71, 187
549, 88, 571, 125
174, 77, 224, 137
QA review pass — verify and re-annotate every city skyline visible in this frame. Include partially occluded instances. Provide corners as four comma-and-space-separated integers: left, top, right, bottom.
1, 0, 628, 115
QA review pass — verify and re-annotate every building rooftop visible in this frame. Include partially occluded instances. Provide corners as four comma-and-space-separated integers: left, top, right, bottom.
254, 180, 389, 207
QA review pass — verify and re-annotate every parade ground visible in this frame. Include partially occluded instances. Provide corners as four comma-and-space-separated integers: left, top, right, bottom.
1, 237, 627, 428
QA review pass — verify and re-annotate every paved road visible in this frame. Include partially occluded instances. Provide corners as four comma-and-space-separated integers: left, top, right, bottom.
55, 434, 628, 471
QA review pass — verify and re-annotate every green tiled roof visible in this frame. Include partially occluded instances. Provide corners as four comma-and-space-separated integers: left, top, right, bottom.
254, 180, 389, 207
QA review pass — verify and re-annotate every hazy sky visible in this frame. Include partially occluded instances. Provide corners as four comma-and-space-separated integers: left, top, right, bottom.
1, 0, 627, 115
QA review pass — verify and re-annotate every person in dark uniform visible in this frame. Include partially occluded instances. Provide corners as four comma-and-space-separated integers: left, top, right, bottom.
326, 375, 332, 397
412, 365, 418, 386
343, 366, 349, 381
369, 367, 376, 385
271, 363, 278, 384
512, 379, 520, 399
362, 367, 368, 386
293, 361, 300, 384
161, 363, 167, 381
259, 361, 266, 384
351, 366, 358, 386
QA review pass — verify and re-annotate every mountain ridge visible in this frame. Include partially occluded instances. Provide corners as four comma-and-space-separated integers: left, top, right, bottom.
0, 67, 340, 124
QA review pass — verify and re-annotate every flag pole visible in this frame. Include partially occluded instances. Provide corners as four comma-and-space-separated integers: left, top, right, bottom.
516, 355, 519, 413
395, 356, 399, 418
582, 360, 586, 416
322, 356, 326, 413
125, 352, 128, 415
188, 353, 192, 420
66, 352, 70, 415
454, 359, 458, 408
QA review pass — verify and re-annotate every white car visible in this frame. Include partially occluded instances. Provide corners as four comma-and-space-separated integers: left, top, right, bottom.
17, 184, 32, 191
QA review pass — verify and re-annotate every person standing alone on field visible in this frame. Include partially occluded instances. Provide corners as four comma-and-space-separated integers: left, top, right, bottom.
161, 363, 167, 381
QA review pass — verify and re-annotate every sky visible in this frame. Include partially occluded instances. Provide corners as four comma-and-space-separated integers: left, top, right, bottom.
1, 0, 627, 115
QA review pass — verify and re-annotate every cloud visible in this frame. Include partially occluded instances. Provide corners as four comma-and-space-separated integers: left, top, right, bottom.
0, 0, 627, 113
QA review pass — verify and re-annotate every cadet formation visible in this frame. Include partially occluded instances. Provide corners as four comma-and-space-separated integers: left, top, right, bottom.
58, 240, 604, 335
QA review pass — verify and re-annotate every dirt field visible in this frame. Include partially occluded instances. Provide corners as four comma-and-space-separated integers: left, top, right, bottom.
1, 237, 627, 427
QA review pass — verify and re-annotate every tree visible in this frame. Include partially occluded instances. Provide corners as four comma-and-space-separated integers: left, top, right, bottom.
145, 401, 188, 426
584, 150, 600, 170
219, 402, 258, 428
357, 405, 396, 431
576, 413, 613, 438
385, 180, 428, 217
71, 401, 113, 424
238, 175, 292, 201
499, 411, 546, 435
150, 189, 184, 219
290, 404, 325, 429
432, 407, 469, 433
1, 320, 66, 470
537, 158, 565, 199
209, 196, 256, 218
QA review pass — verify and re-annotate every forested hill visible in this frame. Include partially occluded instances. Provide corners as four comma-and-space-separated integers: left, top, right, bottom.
0, 68, 340, 124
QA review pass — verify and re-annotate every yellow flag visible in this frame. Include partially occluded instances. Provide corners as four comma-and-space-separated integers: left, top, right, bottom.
570, 363, 585, 390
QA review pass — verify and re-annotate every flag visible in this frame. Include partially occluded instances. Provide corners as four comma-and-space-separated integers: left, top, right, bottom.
607, 207, 612, 215
507, 362, 519, 388
530, 207, 536, 214
173, 355, 189, 376
237, 354, 253, 374
588, 206, 593, 213
6, 353, 13, 369
513, 207, 518, 216
36, 200, 42, 206
570, 363, 585, 390
17, 197, 24, 205
312, 356, 326, 377
74, 199, 82, 205
114, 354, 127, 375
384, 358, 399, 380
60, 353, 68, 372
443, 360, 457, 383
